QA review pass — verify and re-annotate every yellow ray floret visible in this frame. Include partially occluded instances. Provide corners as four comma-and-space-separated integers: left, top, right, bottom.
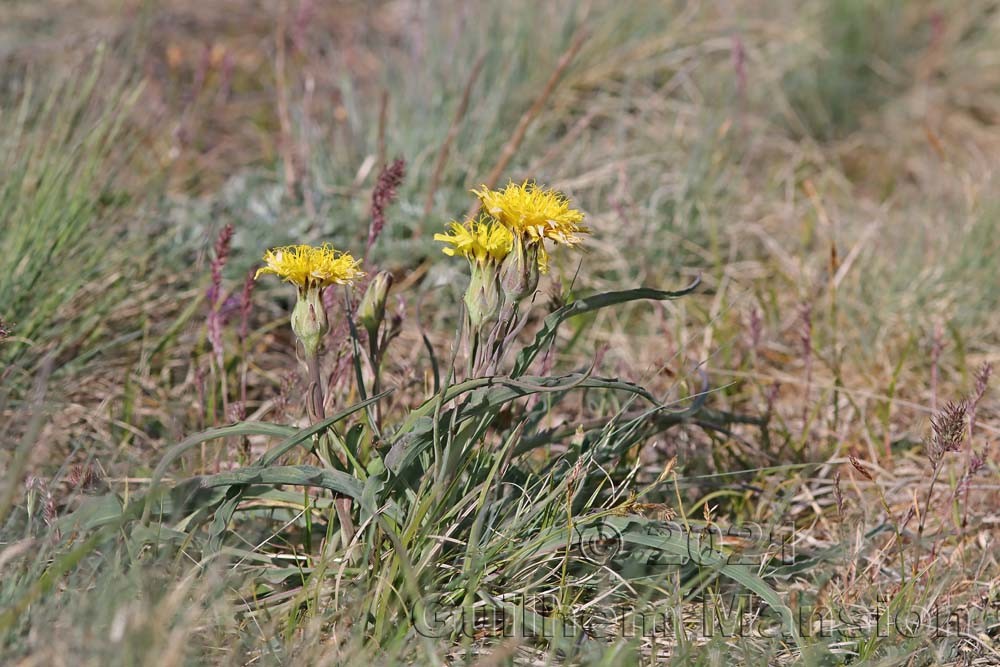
255, 244, 364, 290
434, 217, 513, 265
473, 181, 588, 247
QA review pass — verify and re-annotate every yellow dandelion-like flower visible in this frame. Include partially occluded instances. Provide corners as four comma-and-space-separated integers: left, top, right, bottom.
434, 217, 513, 266
255, 244, 364, 290
473, 181, 588, 248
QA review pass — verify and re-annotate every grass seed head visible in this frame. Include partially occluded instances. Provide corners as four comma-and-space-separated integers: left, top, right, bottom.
368, 157, 406, 253
928, 399, 968, 464
849, 455, 873, 481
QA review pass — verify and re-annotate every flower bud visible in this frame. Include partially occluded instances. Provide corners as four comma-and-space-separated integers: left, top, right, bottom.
357, 271, 393, 339
291, 286, 329, 356
464, 264, 500, 330
499, 235, 539, 305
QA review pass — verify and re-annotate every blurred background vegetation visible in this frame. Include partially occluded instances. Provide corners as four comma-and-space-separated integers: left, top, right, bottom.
1, 0, 999, 664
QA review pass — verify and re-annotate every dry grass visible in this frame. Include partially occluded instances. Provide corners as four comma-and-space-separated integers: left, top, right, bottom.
2, 1, 1000, 665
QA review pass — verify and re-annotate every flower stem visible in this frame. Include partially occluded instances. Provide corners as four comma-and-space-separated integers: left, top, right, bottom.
304, 351, 356, 547
466, 319, 480, 380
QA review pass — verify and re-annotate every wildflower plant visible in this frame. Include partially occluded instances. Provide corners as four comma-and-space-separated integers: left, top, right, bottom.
49, 178, 799, 662
434, 215, 513, 358
254, 242, 365, 542
256, 243, 365, 355
437, 182, 592, 375
474, 181, 589, 272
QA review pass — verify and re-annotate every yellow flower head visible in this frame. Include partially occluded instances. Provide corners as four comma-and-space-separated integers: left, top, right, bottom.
434, 217, 513, 266
255, 244, 364, 291
473, 181, 588, 248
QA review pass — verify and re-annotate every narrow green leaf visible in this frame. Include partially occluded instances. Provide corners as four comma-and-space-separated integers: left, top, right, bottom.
200, 465, 364, 498
513, 281, 700, 377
